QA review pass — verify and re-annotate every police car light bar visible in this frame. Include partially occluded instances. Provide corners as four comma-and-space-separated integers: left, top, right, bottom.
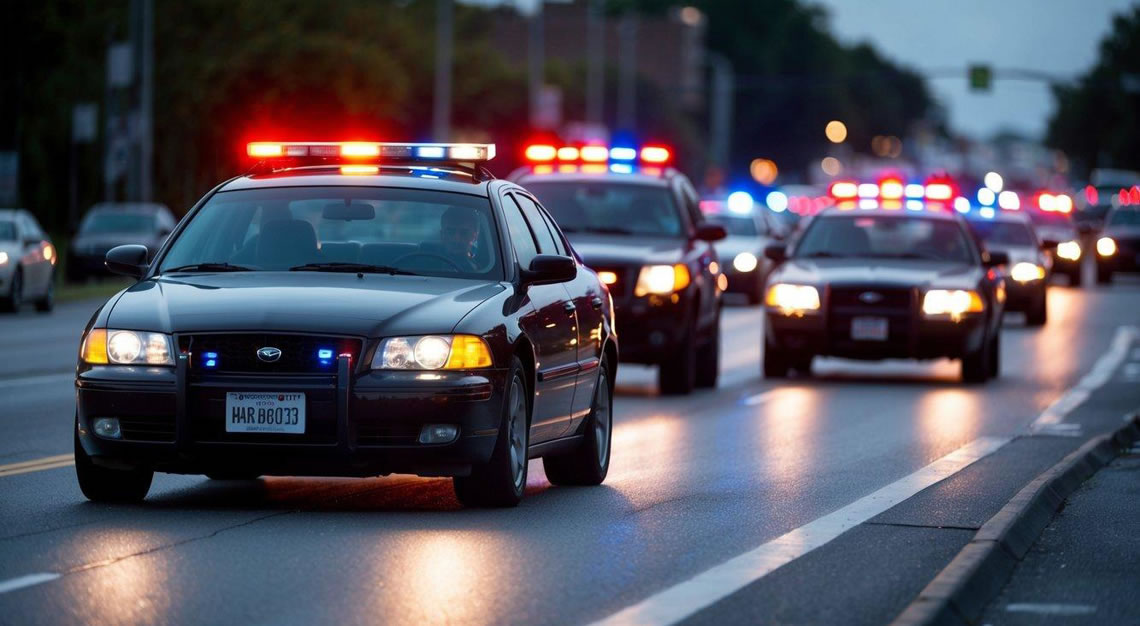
246, 142, 496, 162
524, 143, 672, 165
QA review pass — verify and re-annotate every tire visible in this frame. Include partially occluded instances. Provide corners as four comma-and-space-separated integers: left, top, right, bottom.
961, 332, 993, 383
659, 321, 697, 395
34, 273, 54, 313
763, 337, 790, 378
543, 355, 613, 486
791, 354, 813, 375
1024, 291, 1047, 327
1, 268, 22, 312
988, 332, 1001, 379
1067, 268, 1082, 287
695, 313, 720, 389
74, 430, 153, 503
453, 357, 529, 507
1096, 265, 1112, 284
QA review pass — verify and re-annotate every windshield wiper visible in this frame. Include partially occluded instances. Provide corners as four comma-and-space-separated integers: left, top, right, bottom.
288, 262, 418, 276
164, 262, 253, 273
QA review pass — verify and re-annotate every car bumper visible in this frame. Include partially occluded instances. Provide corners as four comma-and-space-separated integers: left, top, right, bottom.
723, 269, 761, 295
766, 309, 988, 361
76, 357, 507, 478
611, 294, 692, 364
1003, 280, 1045, 312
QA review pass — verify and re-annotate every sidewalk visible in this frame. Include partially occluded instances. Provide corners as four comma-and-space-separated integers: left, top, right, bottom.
980, 443, 1140, 625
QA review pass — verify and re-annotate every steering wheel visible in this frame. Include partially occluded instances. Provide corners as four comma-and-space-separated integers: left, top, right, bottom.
391, 252, 464, 272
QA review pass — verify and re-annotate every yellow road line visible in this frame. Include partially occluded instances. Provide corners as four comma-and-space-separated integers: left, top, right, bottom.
0, 454, 75, 478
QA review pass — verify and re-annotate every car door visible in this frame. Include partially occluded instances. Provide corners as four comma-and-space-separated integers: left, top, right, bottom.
519, 192, 605, 434
18, 214, 49, 297
501, 192, 578, 443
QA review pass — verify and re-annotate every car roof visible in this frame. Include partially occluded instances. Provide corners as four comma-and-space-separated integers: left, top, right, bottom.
815, 206, 961, 221
511, 168, 675, 189
217, 165, 496, 197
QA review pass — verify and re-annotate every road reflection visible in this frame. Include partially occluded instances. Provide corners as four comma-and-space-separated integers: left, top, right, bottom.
371, 531, 499, 624
915, 388, 982, 446
65, 531, 172, 623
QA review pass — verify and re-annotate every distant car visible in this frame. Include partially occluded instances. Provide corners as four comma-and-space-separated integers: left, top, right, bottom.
75, 141, 617, 508
67, 202, 176, 281
512, 145, 726, 395
1094, 206, 1140, 283
700, 199, 780, 304
0, 208, 56, 312
965, 211, 1050, 326
763, 207, 1007, 383
1025, 208, 1082, 286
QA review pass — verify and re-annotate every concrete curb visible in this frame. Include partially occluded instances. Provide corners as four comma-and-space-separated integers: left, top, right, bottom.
891, 414, 1140, 626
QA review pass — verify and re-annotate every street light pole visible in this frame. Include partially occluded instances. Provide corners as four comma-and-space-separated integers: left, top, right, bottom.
432, 0, 453, 141
139, 0, 153, 202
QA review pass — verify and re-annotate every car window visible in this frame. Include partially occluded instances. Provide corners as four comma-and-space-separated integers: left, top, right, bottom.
158, 186, 503, 279
501, 193, 540, 269
534, 203, 571, 256
523, 181, 683, 238
796, 215, 976, 264
80, 212, 156, 234
1108, 209, 1140, 225
512, 193, 562, 256
967, 220, 1035, 246
0, 220, 15, 241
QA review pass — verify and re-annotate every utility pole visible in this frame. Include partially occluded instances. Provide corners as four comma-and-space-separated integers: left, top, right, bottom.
432, 0, 453, 141
615, 13, 637, 131
527, 0, 544, 128
707, 52, 734, 169
585, 0, 605, 125
139, 0, 153, 202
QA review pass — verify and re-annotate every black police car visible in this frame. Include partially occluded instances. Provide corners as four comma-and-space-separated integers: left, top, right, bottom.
763, 206, 1007, 383
75, 142, 616, 508
511, 144, 725, 395
1094, 206, 1140, 283
965, 210, 1050, 326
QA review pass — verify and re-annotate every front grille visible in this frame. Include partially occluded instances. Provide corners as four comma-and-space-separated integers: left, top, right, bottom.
829, 286, 913, 310
119, 416, 175, 442
182, 333, 363, 374
188, 376, 339, 444
827, 286, 915, 348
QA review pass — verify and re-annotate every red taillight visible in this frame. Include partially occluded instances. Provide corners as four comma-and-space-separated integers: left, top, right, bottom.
525, 144, 557, 162
1085, 185, 1098, 206
829, 181, 858, 199
247, 142, 283, 158
640, 146, 671, 163
1131, 186, 1140, 204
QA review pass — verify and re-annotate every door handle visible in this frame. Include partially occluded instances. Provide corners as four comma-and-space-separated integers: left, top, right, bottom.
563, 301, 577, 314
590, 297, 603, 310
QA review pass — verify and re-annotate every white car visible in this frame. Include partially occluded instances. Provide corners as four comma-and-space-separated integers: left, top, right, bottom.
0, 209, 56, 312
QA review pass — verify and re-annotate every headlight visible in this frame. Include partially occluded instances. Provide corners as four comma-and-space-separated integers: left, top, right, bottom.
634, 264, 690, 297
1056, 240, 1081, 261
372, 335, 493, 370
765, 283, 820, 316
733, 252, 758, 273
81, 329, 174, 365
1010, 262, 1046, 283
0, 251, 8, 265
922, 289, 984, 321
1097, 237, 1116, 257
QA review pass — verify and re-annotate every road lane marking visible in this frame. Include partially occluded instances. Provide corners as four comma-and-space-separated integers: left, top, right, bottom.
593, 436, 1011, 626
1005, 603, 1096, 616
742, 391, 774, 406
0, 454, 74, 478
1031, 325, 1139, 432
0, 573, 61, 594
0, 372, 74, 390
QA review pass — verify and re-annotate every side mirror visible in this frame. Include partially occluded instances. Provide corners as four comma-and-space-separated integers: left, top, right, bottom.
522, 254, 576, 286
764, 244, 787, 263
105, 244, 149, 279
983, 250, 1009, 267
1040, 239, 1059, 250
695, 224, 727, 242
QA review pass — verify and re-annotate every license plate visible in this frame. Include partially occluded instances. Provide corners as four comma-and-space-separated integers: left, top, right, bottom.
225, 392, 305, 434
851, 317, 888, 341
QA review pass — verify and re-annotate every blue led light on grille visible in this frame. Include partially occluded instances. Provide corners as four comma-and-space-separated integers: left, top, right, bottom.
203, 351, 219, 368
205, 359, 217, 367
318, 349, 333, 359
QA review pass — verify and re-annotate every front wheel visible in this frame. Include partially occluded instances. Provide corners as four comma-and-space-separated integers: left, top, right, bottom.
543, 356, 613, 486
659, 324, 697, 395
763, 337, 789, 378
1024, 292, 1047, 326
961, 332, 994, 383
694, 314, 720, 389
1, 268, 22, 312
34, 274, 55, 313
75, 431, 153, 503
453, 357, 529, 507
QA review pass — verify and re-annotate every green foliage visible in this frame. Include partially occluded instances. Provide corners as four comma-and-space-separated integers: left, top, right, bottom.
1047, 7, 1140, 176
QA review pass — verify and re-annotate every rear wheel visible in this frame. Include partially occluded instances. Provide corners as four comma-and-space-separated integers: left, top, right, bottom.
988, 332, 1001, 379
1, 268, 23, 312
453, 357, 529, 507
763, 337, 790, 378
694, 313, 720, 389
1024, 291, 1047, 326
543, 356, 612, 486
659, 322, 697, 395
74, 430, 153, 503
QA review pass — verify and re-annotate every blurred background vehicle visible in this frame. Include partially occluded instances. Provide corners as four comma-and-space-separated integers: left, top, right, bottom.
1094, 206, 1140, 284
512, 144, 725, 395
699, 192, 781, 304
0, 208, 56, 312
66, 202, 176, 282
1023, 196, 1083, 286
964, 210, 1050, 325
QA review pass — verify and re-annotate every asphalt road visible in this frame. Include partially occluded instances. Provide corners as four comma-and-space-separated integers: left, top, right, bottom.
1, 274, 1139, 625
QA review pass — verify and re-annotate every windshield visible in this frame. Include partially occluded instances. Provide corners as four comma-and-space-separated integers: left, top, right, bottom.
966, 220, 1035, 246
158, 186, 503, 279
795, 215, 976, 263
1108, 209, 1140, 226
705, 214, 761, 237
0, 221, 14, 241
80, 212, 155, 234
522, 181, 683, 238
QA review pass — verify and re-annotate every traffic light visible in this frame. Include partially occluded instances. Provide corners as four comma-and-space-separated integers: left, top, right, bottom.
969, 65, 992, 92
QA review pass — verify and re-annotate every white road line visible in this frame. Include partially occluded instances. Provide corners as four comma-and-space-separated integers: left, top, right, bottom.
742, 391, 774, 406
0, 372, 74, 390
0, 573, 61, 594
1005, 602, 1096, 615
1031, 325, 1139, 431
592, 436, 1011, 626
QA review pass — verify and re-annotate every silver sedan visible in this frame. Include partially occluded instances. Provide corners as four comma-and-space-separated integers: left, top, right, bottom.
0, 208, 56, 312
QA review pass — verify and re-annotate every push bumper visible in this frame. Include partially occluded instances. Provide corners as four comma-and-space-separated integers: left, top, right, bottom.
611, 293, 693, 364
76, 355, 506, 478
1003, 280, 1045, 312
766, 309, 987, 361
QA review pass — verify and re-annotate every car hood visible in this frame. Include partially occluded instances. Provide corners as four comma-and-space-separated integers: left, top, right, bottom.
713, 236, 768, 260
567, 233, 688, 267
770, 258, 983, 290
106, 272, 506, 337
